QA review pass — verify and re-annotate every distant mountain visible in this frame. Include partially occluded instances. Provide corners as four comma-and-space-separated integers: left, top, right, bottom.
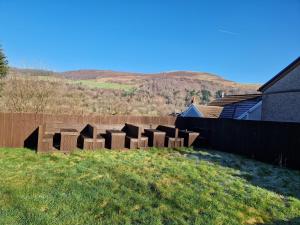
62, 70, 143, 79
9, 67, 60, 77
62, 69, 225, 80
62, 69, 260, 92
4, 67, 260, 115
9, 67, 260, 94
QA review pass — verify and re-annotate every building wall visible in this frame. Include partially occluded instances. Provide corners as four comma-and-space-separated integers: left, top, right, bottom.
247, 103, 261, 120
264, 66, 300, 94
240, 102, 261, 120
262, 92, 300, 122
262, 65, 300, 122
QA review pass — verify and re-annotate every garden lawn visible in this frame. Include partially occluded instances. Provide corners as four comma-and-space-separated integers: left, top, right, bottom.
0, 148, 299, 225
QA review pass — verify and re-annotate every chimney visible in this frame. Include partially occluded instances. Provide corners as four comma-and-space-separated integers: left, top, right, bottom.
191, 96, 196, 104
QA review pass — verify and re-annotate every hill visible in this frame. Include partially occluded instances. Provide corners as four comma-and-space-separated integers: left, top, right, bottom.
9, 67, 60, 77
62, 69, 259, 91
9, 67, 260, 93
62, 69, 225, 80
0, 67, 260, 115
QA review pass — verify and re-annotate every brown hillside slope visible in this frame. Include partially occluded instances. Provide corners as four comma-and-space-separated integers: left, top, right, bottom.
62, 69, 260, 91
2, 68, 260, 115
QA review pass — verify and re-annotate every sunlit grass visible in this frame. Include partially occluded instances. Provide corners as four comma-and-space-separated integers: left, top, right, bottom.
73, 80, 134, 90
0, 147, 299, 225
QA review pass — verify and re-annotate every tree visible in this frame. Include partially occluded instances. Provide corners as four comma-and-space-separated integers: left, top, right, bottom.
215, 90, 224, 99
200, 89, 211, 104
3, 76, 55, 113
0, 46, 8, 79
185, 89, 198, 105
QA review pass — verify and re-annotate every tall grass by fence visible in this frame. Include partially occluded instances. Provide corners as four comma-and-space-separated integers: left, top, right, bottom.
0, 113, 299, 170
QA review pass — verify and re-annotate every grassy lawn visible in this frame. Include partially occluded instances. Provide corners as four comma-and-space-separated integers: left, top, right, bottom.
0, 148, 299, 225
72, 80, 134, 91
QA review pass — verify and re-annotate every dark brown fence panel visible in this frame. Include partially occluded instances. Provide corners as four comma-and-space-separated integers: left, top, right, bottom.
0, 112, 176, 149
4, 113, 13, 147
1, 112, 300, 170
175, 117, 300, 170
0, 113, 4, 147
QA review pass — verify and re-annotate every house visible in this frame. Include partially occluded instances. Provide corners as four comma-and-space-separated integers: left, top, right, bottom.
238, 101, 262, 120
209, 94, 262, 120
179, 98, 223, 118
258, 57, 300, 123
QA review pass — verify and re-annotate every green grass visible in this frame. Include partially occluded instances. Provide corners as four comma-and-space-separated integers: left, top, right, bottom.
72, 80, 134, 91
0, 148, 299, 225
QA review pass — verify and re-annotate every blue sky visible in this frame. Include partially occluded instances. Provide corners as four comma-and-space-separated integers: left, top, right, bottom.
0, 0, 299, 83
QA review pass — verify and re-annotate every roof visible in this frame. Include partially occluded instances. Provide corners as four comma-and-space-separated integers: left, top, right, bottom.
198, 105, 223, 118
180, 104, 223, 118
180, 104, 203, 117
258, 57, 300, 92
219, 98, 262, 119
209, 94, 262, 107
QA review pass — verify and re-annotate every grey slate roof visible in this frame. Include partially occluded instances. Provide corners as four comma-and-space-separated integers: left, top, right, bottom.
219, 97, 262, 119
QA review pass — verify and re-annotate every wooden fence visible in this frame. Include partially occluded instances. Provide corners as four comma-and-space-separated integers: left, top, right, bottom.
0, 113, 299, 170
175, 117, 300, 170
0, 113, 175, 148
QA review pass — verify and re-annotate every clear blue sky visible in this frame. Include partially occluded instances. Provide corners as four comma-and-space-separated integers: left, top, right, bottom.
0, 0, 299, 83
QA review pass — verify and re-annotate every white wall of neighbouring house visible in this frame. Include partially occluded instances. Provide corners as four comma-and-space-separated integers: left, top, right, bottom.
239, 101, 262, 120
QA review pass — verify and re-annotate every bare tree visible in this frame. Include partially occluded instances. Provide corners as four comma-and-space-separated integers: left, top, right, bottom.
3, 76, 55, 113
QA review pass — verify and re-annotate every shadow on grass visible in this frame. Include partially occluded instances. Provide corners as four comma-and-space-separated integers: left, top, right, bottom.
174, 147, 300, 200
257, 217, 300, 225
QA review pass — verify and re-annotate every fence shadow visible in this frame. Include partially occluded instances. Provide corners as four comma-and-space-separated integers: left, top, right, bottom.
23, 127, 39, 151
176, 147, 300, 200
174, 117, 300, 171
256, 217, 300, 225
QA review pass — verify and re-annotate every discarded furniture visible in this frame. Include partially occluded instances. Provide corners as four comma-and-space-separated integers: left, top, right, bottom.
38, 122, 70, 152
178, 130, 200, 147
37, 122, 187, 152
59, 128, 79, 152
37, 123, 55, 153
94, 134, 105, 149
106, 130, 126, 149
78, 124, 93, 149
37, 122, 80, 152
144, 128, 166, 147
78, 124, 105, 150
122, 123, 148, 149
156, 125, 184, 148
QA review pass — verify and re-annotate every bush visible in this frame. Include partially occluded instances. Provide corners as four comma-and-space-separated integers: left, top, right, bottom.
0, 46, 8, 79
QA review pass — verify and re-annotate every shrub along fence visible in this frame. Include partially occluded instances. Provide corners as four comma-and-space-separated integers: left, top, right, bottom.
175, 117, 300, 170
0, 113, 299, 170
